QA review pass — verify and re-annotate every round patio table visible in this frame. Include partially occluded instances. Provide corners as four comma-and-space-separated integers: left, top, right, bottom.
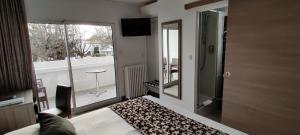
86, 69, 107, 97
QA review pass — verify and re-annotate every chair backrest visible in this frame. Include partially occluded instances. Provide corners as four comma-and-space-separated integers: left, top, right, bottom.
163, 57, 167, 65
171, 58, 178, 66
55, 85, 72, 116
36, 79, 43, 88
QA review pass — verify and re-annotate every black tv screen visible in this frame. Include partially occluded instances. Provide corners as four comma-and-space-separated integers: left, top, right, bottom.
121, 18, 151, 36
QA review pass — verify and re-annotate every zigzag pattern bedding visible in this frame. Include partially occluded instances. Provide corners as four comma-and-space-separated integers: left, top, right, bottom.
110, 97, 228, 135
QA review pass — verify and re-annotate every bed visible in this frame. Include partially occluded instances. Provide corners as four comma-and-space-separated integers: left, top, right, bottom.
6, 96, 246, 135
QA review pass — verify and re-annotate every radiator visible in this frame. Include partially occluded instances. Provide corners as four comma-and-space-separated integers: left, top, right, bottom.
124, 64, 146, 99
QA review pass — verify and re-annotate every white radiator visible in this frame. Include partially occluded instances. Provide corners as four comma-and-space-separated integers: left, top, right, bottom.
124, 64, 146, 99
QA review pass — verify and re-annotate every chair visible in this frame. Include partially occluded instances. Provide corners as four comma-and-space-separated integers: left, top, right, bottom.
36, 79, 49, 109
170, 58, 178, 80
42, 85, 72, 118
163, 57, 167, 77
170, 58, 178, 68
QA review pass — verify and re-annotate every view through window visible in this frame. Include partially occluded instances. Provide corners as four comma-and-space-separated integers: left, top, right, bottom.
28, 23, 117, 110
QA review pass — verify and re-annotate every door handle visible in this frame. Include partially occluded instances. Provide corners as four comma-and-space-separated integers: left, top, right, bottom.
223, 72, 231, 78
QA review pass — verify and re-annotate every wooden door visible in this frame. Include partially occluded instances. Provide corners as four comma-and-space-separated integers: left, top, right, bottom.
222, 0, 300, 134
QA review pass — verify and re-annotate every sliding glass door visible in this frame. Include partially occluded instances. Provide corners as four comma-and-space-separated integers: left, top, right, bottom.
66, 24, 117, 108
28, 22, 118, 112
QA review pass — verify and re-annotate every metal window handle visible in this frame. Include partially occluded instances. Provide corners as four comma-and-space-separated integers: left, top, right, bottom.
224, 72, 231, 78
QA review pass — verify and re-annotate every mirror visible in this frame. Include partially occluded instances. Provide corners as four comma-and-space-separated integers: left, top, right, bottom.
162, 20, 182, 99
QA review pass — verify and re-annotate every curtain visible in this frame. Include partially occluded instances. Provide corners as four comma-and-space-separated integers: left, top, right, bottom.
0, 0, 34, 94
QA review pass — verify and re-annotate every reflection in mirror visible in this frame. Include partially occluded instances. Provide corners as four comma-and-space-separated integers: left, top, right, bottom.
162, 20, 182, 99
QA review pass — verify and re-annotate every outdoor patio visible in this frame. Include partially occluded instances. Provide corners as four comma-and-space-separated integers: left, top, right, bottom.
40, 85, 116, 110
35, 56, 117, 110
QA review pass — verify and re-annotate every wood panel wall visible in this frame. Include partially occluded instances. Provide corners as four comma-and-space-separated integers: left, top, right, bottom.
222, 0, 300, 134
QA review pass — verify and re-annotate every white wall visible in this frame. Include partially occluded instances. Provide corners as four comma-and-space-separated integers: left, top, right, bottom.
141, 0, 228, 112
24, 0, 147, 97
146, 18, 159, 81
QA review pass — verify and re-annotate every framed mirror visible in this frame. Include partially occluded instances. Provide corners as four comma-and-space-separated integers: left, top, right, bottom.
162, 20, 182, 99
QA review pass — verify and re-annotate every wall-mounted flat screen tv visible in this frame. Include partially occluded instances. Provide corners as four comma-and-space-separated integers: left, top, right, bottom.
121, 18, 151, 36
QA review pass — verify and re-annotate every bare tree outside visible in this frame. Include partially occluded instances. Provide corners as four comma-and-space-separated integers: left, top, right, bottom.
67, 25, 90, 58
28, 24, 66, 61
86, 26, 113, 57
28, 23, 113, 61
88, 27, 112, 45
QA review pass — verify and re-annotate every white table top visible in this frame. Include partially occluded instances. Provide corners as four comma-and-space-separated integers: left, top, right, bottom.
85, 69, 107, 74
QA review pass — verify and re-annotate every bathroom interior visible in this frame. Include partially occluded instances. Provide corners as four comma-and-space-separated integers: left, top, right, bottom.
196, 7, 228, 122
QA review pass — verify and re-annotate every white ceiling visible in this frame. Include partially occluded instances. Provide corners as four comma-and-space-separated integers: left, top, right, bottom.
110, 0, 154, 4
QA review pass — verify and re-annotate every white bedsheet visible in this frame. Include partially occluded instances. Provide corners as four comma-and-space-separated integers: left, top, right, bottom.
6, 107, 140, 135
143, 96, 247, 135
6, 96, 246, 135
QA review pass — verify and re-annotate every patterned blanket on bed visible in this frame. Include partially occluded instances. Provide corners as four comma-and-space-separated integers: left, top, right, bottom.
109, 97, 228, 135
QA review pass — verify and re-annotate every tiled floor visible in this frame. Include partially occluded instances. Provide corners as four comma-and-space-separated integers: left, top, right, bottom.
40, 85, 116, 111
164, 85, 179, 96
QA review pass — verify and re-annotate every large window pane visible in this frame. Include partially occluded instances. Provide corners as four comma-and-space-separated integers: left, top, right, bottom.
67, 24, 116, 108
28, 23, 70, 110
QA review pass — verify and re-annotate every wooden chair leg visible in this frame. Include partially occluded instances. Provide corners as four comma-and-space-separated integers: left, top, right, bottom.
38, 101, 41, 110
68, 114, 72, 119
46, 100, 49, 109
42, 101, 45, 108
